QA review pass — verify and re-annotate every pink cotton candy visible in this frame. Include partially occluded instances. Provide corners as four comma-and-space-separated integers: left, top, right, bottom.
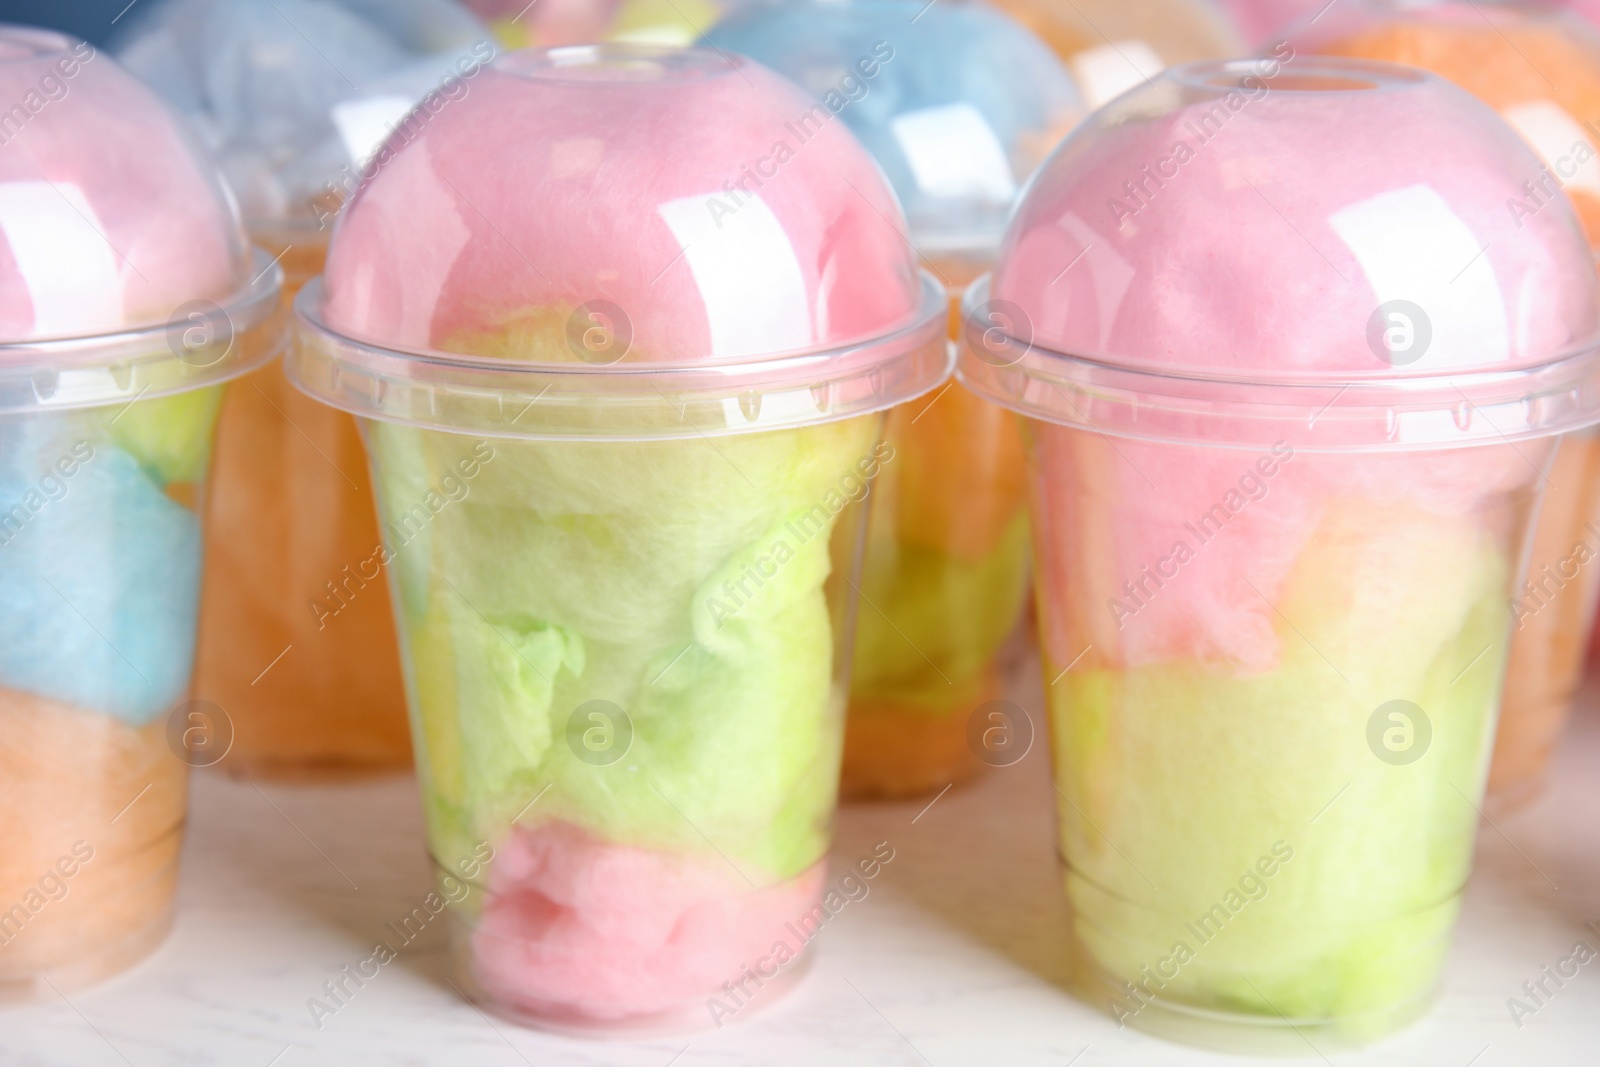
322, 49, 922, 362
0, 28, 246, 341
1027, 434, 1315, 672
471, 821, 825, 1022
1027, 432, 1542, 672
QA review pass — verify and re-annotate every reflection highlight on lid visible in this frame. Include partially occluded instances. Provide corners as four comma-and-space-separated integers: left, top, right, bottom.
890, 103, 1018, 205
658, 194, 812, 359
0, 181, 122, 338
1328, 184, 1509, 369
1070, 40, 1166, 109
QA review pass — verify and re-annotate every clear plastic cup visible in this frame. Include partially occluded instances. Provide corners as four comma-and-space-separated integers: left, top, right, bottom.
0, 27, 282, 1001
960, 57, 1600, 1051
289, 45, 948, 1032
112, 0, 494, 777
990, 0, 1244, 106
1295, 1, 1600, 808
1495, 429, 1600, 805
706, 0, 1082, 797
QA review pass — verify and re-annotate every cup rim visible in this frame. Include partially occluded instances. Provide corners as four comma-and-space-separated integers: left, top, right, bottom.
287, 269, 953, 441
956, 274, 1600, 452
1170, 56, 1428, 98
497, 43, 745, 87
0, 246, 285, 415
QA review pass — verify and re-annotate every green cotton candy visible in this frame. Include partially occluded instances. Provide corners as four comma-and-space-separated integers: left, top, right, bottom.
852, 513, 1030, 710
456, 618, 585, 817
373, 416, 876, 883
97, 385, 223, 486
1055, 499, 1507, 1033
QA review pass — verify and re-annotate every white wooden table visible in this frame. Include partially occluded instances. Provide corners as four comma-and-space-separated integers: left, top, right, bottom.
3, 667, 1597, 1066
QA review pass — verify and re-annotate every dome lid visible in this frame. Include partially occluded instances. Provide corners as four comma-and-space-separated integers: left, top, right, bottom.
960, 57, 1600, 450
0, 25, 281, 412
293, 45, 949, 440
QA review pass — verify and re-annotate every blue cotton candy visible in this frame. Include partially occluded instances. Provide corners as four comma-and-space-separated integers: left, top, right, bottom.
0, 413, 200, 726
703, 0, 1082, 250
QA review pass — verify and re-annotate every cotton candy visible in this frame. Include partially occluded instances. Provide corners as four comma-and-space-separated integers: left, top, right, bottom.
317, 46, 925, 1023
0, 27, 245, 1000
381, 418, 871, 883
0, 28, 241, 725
996, 71, 1597, 376
322, 59, 919, 362
0, 688, 186, 993
986, 61, 1597, 1040
0, 404, 213, 726
473, 821, 825, 1021
1295, 1, 1600, 808
998, 69, 1593, 667
115, 1, 429, 775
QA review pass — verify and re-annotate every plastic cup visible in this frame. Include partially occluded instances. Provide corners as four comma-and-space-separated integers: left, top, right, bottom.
112, 0, 493, 776
0, 27, 282, 1001
706, 0, 1082, 797
1495, 429, 1600, 805
960, 57, 1600, 1051
1298, 1, 1600, 807
289, 45, 948, 1032
990, 0, 1244, 107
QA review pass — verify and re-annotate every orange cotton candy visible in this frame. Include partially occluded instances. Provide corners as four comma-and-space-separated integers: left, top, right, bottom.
839, 258, 1031, 798
0, 688, 185, 1001
195, 236, 411, 778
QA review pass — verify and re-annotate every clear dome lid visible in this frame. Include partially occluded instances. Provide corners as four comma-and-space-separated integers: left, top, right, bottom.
0, 26, 250, 339
112, 0, 493, 233
0, 25, 281, 411
292, 45, 949, 440
989, 0, 1245, 107
959, 57, 1600, 450
703, 0, 1082, 257
1293, 0, 1600, 249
